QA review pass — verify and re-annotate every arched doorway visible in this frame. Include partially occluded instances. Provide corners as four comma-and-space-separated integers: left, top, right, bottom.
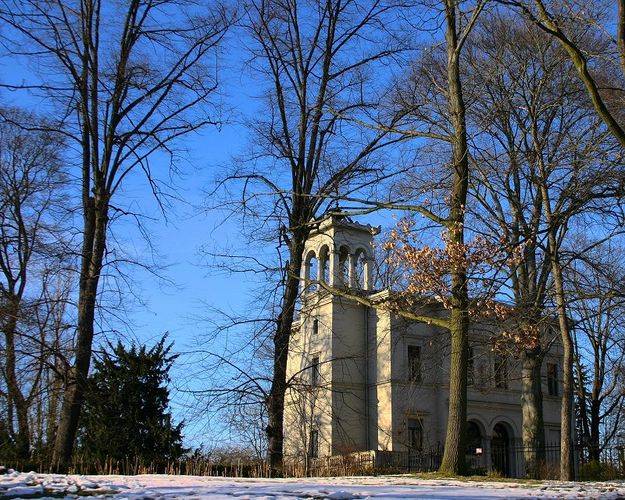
466, 421, 485, 473
491, 423, 511, 476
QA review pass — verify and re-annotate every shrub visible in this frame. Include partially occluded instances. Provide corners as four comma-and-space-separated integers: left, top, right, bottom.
578, 460, 621, 481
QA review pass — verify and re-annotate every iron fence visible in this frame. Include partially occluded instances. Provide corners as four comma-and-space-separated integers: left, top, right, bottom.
308, 443, 625, 479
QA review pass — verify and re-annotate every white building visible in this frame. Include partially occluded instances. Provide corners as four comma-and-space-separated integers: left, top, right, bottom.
284, 216, 563, 475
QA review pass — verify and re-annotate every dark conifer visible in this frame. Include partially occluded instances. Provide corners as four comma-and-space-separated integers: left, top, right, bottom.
78, 336, 185, 466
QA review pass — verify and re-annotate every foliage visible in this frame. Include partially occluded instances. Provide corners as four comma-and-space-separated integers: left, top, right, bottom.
578, 460, 622, 481
383, 219, 514, 317
77, 336, 185, 466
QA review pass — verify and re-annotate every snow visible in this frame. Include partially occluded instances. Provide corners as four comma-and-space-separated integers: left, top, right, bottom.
1, 469, 625, 499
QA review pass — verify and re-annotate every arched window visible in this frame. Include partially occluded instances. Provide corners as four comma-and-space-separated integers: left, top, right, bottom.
353, 248, 367, 290
304, 250, 318, 292
338, 246, 350, 287
319, 245, 331, 284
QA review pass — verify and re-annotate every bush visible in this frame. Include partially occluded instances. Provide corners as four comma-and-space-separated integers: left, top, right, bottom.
77, 336, 185, 467
578, 460, 621, 481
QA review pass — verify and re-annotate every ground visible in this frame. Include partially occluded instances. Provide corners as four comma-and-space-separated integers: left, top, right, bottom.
1, 470, 625, 499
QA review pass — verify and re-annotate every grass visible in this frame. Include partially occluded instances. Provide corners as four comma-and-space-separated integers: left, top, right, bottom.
405, 471, 547, 485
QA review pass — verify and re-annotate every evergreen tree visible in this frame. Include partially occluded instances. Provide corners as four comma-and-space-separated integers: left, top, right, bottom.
78, 336, 185, 465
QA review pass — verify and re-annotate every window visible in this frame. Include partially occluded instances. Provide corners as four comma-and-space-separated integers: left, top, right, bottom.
308, 256, 318, 291
309, 430, 319, 458
319, 246, 330, 283
338, 246, 350, 287
311, 356, 320, 386
494, 354, 508, 389
547, 363, 558, 396
407, 418, 423, 451
305, 251, 318, 292
467, 347, 474, 387
408, 345, 421, 383
466, 421, 482, 454
354, 249, 367, 290
312, 319, 318, 336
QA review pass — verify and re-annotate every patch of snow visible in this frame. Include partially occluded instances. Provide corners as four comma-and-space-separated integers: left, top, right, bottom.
1, 471, 625, 499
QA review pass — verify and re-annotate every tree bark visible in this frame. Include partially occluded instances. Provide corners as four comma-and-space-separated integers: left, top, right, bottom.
521, 348, 546, 478
3, 295, 31, 459
266, 236, 306, 477
52, 197, 108, 469
439, 0, 471, 475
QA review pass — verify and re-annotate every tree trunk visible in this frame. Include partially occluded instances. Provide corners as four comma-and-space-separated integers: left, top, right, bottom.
439, 0, 470, 475
539, 211, 574, 480
3, 295, 31, 459
266, 237, 306, 477
589, 400, 601, 461
531, 101, 575, 480
551, 254, 575, 480
46, 355, 64, 455
441, 305, 469, 474
52, 197, 108, 469
521, 348, 546, 478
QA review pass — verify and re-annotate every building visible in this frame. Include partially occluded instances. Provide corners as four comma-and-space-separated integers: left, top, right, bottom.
283, 215, 563, 475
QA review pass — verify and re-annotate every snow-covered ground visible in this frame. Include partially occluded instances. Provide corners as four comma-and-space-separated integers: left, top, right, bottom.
1, 470, 625, 499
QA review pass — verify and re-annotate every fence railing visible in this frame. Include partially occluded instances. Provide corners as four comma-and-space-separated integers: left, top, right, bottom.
307, 443, 625, 480
4, 443, 625, 479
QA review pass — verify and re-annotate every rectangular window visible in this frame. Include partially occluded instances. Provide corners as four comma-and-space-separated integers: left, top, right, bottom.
547, 363, 558, 396
407, 418, 423, 451
408, 345, 422, 383
309, 430, 319, 458
467, 347, 474, 387
311, 355, 320, 386
312, 319, 318, 336
494, 354, 508, 389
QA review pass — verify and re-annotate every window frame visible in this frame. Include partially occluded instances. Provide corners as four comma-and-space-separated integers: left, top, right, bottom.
407, 344, 422, 383
311, 355, 320, 386
547, 362, 558, 396
406, 417, 424, 451
494, 353, 508, 389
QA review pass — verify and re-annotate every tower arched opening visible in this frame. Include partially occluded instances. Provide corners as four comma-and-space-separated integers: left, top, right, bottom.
304, 250, 318, 292
319, 245, 331, 284
338, 245, 350, 287
353, 248, 368, 290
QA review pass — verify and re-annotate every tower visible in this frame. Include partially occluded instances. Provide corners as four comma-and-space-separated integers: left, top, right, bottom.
301, 215, 378, 293
284, 215, 379, 464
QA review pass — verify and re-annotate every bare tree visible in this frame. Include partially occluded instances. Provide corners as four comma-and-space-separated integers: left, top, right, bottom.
465, 12, 601, 477
0, 108, 71, 460
0, 0, 231, 468
314, 0, 486, 474
568, 240, 625, 461
462, 9, 625, 479
209, 0, 414, 476
506, 0, 625, 149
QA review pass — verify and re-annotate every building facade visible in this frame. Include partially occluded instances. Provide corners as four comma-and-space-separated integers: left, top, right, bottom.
284, 216, 563, 475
